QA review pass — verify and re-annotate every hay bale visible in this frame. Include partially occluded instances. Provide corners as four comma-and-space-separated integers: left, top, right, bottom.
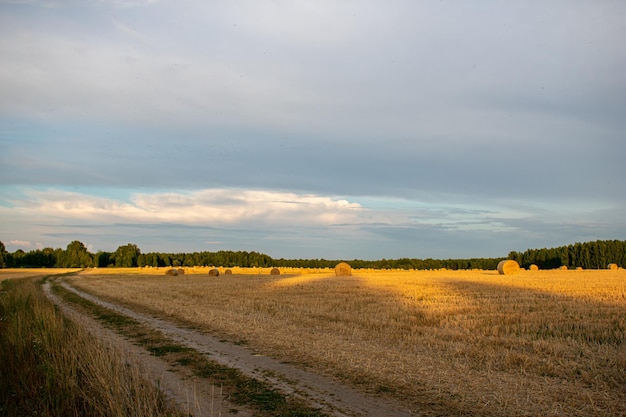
559, 265, 568, 270
497, 260, 520, 275
334, 262, 352, 277
208, 268, 220, 277
224, 269, 232, 275
177, 268, 185, 275
165, 269, 178, 276
270, 267, 280, 275
607, 263, 618, 270
529, 264, 539, 271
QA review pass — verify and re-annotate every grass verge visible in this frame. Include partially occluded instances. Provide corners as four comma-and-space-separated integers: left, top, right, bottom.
0, 276, 181, 417
51, 280, 328, 417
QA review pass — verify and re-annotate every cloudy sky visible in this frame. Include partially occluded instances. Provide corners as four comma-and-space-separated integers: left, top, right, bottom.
1, 0, 624, 260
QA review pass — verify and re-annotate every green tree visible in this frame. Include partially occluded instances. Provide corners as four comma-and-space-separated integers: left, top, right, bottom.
112, 244, 141, 267
183, 254, 195, 267
0, 241, 6, 268
508, 251, 523, 266
94, 251, 112, 268
64, 241, 93, 268
11, 249, 25, 267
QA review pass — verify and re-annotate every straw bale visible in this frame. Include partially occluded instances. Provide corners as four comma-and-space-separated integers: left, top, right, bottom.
497, 260, 520, 275
607, 263, 618, 270
208, 268, 220, 277
177, 268, 185, 275
529, 264, 539, 271
270, 268, 281, 275
334, 262, 352, 277
165, 269, 178, 276
224, 269, 232, 275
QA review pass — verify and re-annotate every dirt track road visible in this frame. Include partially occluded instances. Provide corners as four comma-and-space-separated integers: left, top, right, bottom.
46, 280, 415, 417
42, 280, 240, 417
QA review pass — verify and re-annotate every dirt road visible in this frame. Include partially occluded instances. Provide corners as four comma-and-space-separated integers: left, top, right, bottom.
42, 280, 244, 417
46, 279, 415, 417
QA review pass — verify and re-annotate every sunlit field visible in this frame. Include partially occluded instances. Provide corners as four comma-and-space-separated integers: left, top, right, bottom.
70, 268, 626, 416
0, 268, 79, 281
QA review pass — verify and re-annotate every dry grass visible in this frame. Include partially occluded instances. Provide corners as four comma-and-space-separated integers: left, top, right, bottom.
68, 268, 626, 416
0, 276, 179, 417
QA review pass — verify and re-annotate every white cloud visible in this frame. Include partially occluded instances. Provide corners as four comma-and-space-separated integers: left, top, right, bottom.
95, 0, 160, 8
9, 239, 32, 247
5, 188, 364, 227
1, 186, 623, 258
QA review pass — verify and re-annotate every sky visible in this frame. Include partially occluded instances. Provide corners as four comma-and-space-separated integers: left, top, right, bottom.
1, 0, 625, 260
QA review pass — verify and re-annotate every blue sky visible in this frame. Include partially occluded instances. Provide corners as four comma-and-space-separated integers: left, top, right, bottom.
1, 0, 624, 260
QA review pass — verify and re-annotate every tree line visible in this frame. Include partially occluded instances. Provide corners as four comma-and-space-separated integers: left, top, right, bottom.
1, 239, 623, 270
507, 239, 626, 270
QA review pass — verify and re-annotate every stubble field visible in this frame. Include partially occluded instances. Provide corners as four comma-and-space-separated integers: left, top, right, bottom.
69, 267, 626, 416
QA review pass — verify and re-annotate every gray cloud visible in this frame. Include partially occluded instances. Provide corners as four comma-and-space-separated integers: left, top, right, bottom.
1, 0, 624, 258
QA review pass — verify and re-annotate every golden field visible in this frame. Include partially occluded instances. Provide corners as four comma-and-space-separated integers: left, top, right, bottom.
68, 267, 625, 416
0, 268, 80, 281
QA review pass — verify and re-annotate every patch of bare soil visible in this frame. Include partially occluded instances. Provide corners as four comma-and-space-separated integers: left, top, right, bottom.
53, 280, 415, 417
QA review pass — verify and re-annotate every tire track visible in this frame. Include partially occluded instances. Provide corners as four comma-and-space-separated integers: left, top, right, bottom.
57, 280, 415, 417
42, 280, 251, 417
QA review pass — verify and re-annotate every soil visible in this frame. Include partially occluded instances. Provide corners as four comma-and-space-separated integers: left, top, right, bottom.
43, 279, 416, 417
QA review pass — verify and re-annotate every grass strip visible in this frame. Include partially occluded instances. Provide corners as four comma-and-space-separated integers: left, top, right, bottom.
51, 280, 329, 417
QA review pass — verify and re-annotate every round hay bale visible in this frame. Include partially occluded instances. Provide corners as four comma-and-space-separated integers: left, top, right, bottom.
334, 262, 352, 277
177, 268, 185, 275
576, 266, 583, 270
607, 263, 618, 270
208, 268, 220, 277
270, 267, 280, 275
165, 268, 178, 276
559, 265, 568, 270
529, 264, 539, 271
497, 260, 520, 275
224, 269, 232, 275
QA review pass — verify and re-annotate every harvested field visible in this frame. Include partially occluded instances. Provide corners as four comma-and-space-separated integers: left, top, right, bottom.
69, 268, 626, 416
0, 268, 79, 281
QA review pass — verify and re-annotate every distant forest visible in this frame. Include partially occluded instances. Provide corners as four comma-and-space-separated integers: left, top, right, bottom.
1, 239, 624, 271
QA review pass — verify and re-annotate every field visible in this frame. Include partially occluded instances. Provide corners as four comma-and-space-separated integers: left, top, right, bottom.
0, 268, 79, 281
65, 267, 626, 416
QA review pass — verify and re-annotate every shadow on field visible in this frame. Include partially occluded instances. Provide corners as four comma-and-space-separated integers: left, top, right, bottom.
435, 279, 625, 343
258, 271, 626, 415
